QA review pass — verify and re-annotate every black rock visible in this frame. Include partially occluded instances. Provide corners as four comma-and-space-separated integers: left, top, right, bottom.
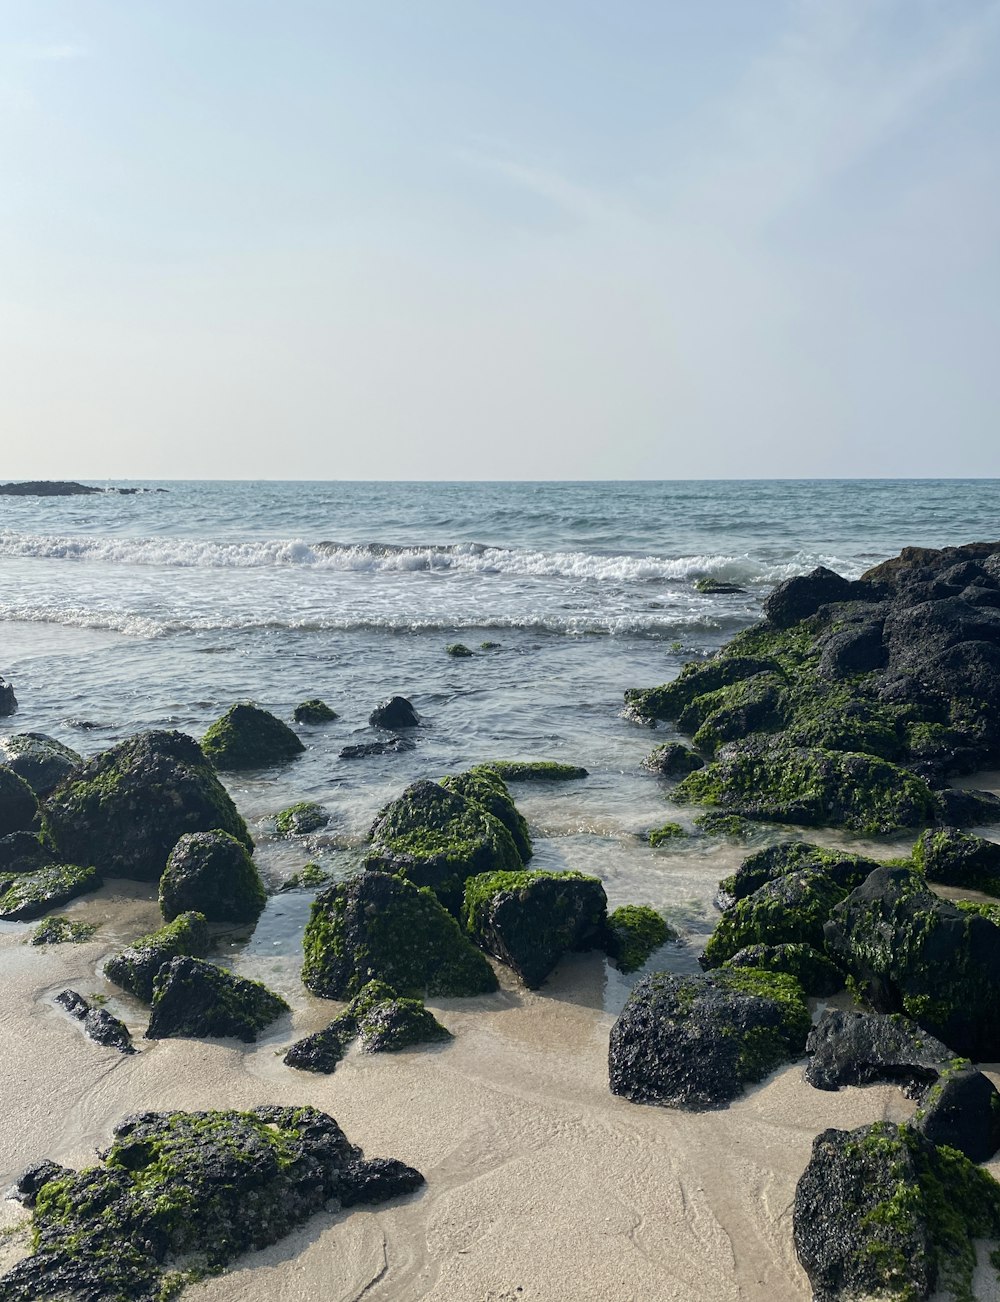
145, 956, 288, 1043
368, 695, 420, 729
0, 480, 102, 495
0, 765, 37, 837
357, 998, 452, 1052
642, 742, 704, 778
817, 622, 887, 678
913, 825, 1000, 894
54, 990, 134, 1054
804, 1009, 950, 1094
915, 1065, 1000, 1162
933, 787, 1000, 826
340, 737, 414, 759
337, 1155, 426, 1207
0, 863, 102, 921
0, 676, 17, 717
0, 831, 49, 874
723, 943, 843, 996
9, 1160, 72, 1207
293, 698, 337, 724
104, 912, 210, 1003
763, 566, 856, 628
0, 733, 82, 796
159, 830, 266, 924
283, 1015, 355, 1074
55, 989, 90, 1019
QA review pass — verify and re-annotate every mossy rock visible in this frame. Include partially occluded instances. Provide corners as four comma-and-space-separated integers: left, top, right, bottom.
42, 730, 252, 882
793, 1121, 1000, 1302
693, 811, 761, 839
608, 967, 811, 1110
624, 656, 779, 724
686, 673, 790, 755
481, 760, 588, 782
30, 916, 97, 945
0, 862, 102, 921
701, 869, 850, 968
365, 779, 523, 913
441, 765, 532, 862
303, 871, 498, 1000
104, 911, 210, 1002
648, 822, 686, 847
283, 1013, 356, 1073
723, 942, 844, 996
642, 742, 704, 778
293, 698, 337, 724
0, 764, 37, 837
715, 840, 880, 910
146, 956, 288, 1042
159, 830, 266, 925
274, 800, 328, 836
604, 905, 672, 973
279, 862, 334, 892
446, 643, 473, 657
357, 998, 452, 1052
913, 825, 1000, 896
1, 1106, 423, 1301
463, 869, 607, 989
0, 733, 82, 796
202, 702, 305, 771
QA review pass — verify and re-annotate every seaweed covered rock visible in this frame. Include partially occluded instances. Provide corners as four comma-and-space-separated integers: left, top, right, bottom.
604, 905, 672, 973
31, 915, 97, 945
715, 841, 879, 911
701, 868, 850, 968
483, 760, 588, 781
723, 942, 843, 996
357, 997, 451, 1052
293, 698, 337, 724
624, 657, 779, 725
0, 1106, 423, 1302
824, 865, 1000, 1059
648, 822, 686, 846
159, 830, 266, 924
303, 871, 498, 999
274, 800, 328, 836
642, 742, 704, 778
42, 730, 252, 881
805, 1010, 953, 1094
0, 831, 49, 874
340, 737, 414, 759
793, 1122, 1000, 1302
283, 1014, 355, 1074
201, 702, 305, 771
369, 695, 419, 729
55, 989, 135, 1055
0, 675, 16, 716
0, 862, 102, 921
441, 765, 532, 862
104, 912, 210, 1002
0, 733, 82, 796
0, 765, 37, 837
283, 979, 447, 1070
146, 956, 288, 1042
446, 642, 473, 657
608, 968, 810, 1111
913, 825, 1000, 895
463, 869, 607, 988
365, 779, 523, 913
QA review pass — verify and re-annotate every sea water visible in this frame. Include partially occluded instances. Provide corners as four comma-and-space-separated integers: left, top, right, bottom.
1, 479, 997, 999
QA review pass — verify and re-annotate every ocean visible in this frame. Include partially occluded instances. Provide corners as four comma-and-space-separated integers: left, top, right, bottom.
2, 478, 998, 1001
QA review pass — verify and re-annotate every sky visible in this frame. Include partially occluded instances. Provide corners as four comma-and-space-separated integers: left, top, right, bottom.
1, 0, 998, 480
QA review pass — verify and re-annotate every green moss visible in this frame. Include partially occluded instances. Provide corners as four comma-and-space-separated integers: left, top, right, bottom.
274, 801, 327, 836
479, 641, 501, 650
604, 905, 672, 972
446, 643, 473, 657
702, 868, 849, 967
280, 862, 333, 891
357, 997, 452, 1052
693, 811, 761, 839
480, 760, 588, 781
441, 766, 532, 862
147, 958, 288, 1042
29, 915, 97, 945
722, 942, 844, 996
105, 912, 210, 1002
955, 899, 1000, 926
293, 699, 337, 724
648, 822, 686, 846
202, 702, 305, 771
0, 862, 102, 921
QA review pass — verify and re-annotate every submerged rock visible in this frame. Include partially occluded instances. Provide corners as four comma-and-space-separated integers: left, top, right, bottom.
0, 766, 37, 837
368, 695, 420, 729
159, 830, 266, 925
0, 733, 82, 796
274, 800, 328, 836
31, 915, 97, 945
608, 968, 810, 1111
604, 905, 672, 973
446, 643, 473, 657
42, 730, 252, 882
104, 912, 210, 1002
339, 737, 414, 759
483, 760, 588, 781
0, 1106, 423, 1302
146, 956, 288, 1042
55, 989, 135, 1055
293, 698, 337, 724
201, 702, 305, 770
0, 863, 102, 921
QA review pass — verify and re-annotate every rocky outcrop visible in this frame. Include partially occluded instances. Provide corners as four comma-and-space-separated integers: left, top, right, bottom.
0, 480, 102, 495
441, 765, 532, 862
201, 703, 305, 770
145, 957, 288, 1042
701, 867, 851, 968
104, 912, 210, 1002
714, 841, 879, 911
0, 733, 82, 796
55, 989, 135, 1054
0, 862, 102, 921
912, 825, 1000, 895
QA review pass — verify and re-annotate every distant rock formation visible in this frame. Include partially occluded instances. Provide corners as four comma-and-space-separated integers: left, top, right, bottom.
0, 481, 102, 496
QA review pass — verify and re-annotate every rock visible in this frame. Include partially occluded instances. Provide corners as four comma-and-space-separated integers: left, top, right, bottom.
54, 989, 89, 1018
0, 1106, 423, 1302
274, 801, 328, 835
446, 643, 473, 657
642, 742, 704, 778
283, 980, 433, 1072
0, 863, 102, 920
793, 1122, 1000, 1302
283, 1015, 355, 1073
302, 871, 498, 1000
723, 943, 843, 996
104, 912, 210, 1002
365, 779, 523, 913
9, 1160, 72, 1207
357, 998, 451, 1052
701, 868, 852, 967
55, 989, 134, 1054
0, 733, 82, 796
146, 956, 288, 1042
31, 916, 97, 945
293, 698, 337, 724
824, 865, 1000, 1059
694, 577, 745, 593
0, 676, 16, 716
933, 786, 1000, 826
0, 830, 49, 874
463, 869, 607, 989
440, 765, 532, 862
912, 825, 1000, 895
804, 1009, 952, 1093
479, 760, 588, 781
368, 695, 419, 729
817, 622, 887, 678
608, 968, 810, 1110
685, 673, 789, 754
0, 480, 102, 495
278, 862, 333, 891
714, 841, 879, 911
159, 830, 266, 925
604, 905, 672, 973
763, 565, 857, 628
914, 1064, 1000, 1162
201, 702, 305, 770
624, 657, 778, 724
648, 822, 686, 846
339, 738, 414, 759
0, 765, 37, 836
42, 730, 252, 882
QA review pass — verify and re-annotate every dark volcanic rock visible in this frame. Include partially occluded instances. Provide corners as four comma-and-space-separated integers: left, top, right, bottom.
714, 841, 879, 911
912, 825, 1000, 895
817, 622, 887, 678
283, 1015, 355, 1074
441, 765, 532, 863
104, 912, 210, 1003
463, 869, 607, 989
0, 765, 37, 837
914, 1065, 1000, 1162
933, 786, 1000, 826
701, 868, 852, 968
10, 1160, 72, 1208
42, 730, 252, 882
793, 1122, 1000, 1302
368, 695, 420, 729
0, 677, 16, 717
604, 905, 672, 973
608, 968, 810, 1111
0, 733, 82, 796
201, 702, 305, 771
763, 566, 858, 628
723, 943, 843, 996
293, 698, 338, 724
0, 862, 102, 920
0, 480, 101, 496
55, 989, 134, 1054
0, 1106, 424, 1302
340, 737, 414, 759
274, 800, 328, 835
159, 830, 266, 924
145, 956, 288, 1042
642, 742, 704, 778
357, 998, 452, 1052
804, 1009, 951, 1093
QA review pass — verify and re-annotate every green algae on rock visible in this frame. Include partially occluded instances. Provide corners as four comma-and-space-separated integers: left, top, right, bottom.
0, 734, 82, 796
159, 830, 266, 925
482, 760, 588, 781
293, 698, 337, 724
357, 996, 451, 1052
202, 702, 305, 771
604, 905, 672, 973
441, 765, 532, 862
42, 730, 252, 882
0, 1106, 424, 1302
912, 826, 1000, 896
274, 800, 328, 836
0, 862, 102, 921
284, 978, 448, 1068
701, 868, 852, 968
723, 941, 844, 996
303, 871, 498, 1000
642, 741, 704, 778
715, 841, 880, 911
648, 822, 686, 847
146, 956, 288, 1042
463, 868, 607, 989
30, 915, 97, 945
446, 642, 473, 657
104, 911, 210, 1002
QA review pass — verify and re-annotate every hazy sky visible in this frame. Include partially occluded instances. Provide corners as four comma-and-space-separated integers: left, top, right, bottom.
2, 1, 998, 480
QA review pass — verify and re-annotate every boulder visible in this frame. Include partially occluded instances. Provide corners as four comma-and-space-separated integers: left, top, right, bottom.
104, 912, 210, 1002
641, 742, 704, 778
0, 676, 16, 716
201, 702, 305, 770
357, 998, 451, 1052
0, 1106, 423, 1302
463, 870, 607, 988
274, 801, 328, 836
0, 733, 82, 795
293, 698, 337, 724
0, 830, 49, 874
914, 1064, 1000, 1163
446, 643, 473, 657
482, 760, 588, 782
608, 968, 810, 1111
0, 863, 102, 921
933, 786, 1000, 826
302, 871, 497, 1000
368, 695, 419, 729
55, 989, 134, 1055
824, 865, 1000, 1059
159, 830, 266, 925
0, 765, 37, 836
365, 779, 523, 913
283, 1015, 355, 1074
145, 956, 288, 1042
440, 765, 532, 862
804, 1010, 952, 1093
912, 825, 1000, 895
624, 657, 777, 724
714, 841, 879, 911
42, 730, 252, 882
604, 905, 672, 973
763, 565, 857, 628
723, 943, 843, 996
340, 738, 414, 759
648, 822, 686, 846
793, 1122, 1000, 1302
30, 916, 96, 945
701, 869, 851, 968
817, 622, 887, 678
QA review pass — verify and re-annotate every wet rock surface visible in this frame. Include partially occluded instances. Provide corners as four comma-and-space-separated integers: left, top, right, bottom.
104, 911, 210, 1002
159, 829, 266, 924
145, 956, 288, 1043
201, 702, 305, 770
0, 733, 82, 796
55, 989, 135, 1054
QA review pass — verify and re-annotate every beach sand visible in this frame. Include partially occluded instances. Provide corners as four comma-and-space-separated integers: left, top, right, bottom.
4, 884, 999, 1302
